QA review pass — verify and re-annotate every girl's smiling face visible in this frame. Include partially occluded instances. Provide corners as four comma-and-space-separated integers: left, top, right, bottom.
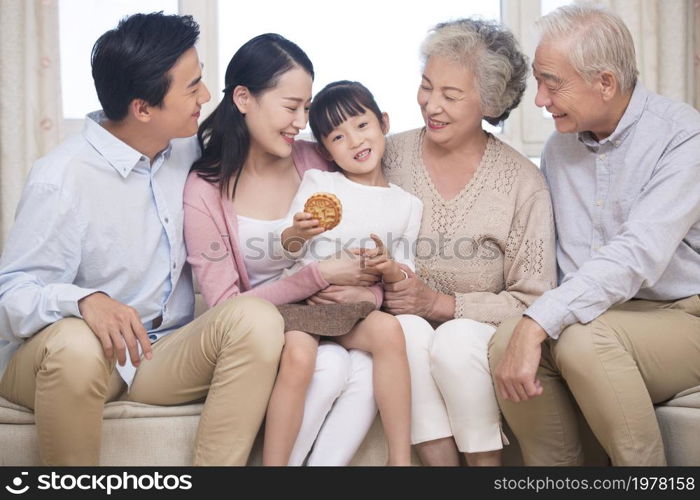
320, 107, 389, 184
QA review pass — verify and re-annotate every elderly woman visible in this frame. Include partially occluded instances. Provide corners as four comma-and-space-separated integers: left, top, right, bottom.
382, 18, 557, 466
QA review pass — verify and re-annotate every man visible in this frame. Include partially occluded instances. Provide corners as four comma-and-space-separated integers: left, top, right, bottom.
0, 13, 284, 465
490, 5, 700, 466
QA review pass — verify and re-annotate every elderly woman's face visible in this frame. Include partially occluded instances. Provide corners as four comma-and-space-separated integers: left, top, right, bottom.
417, 55, 484, 148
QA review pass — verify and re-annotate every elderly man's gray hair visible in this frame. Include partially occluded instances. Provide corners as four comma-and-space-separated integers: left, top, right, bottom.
421, 18, 528, 126
536, 4, 639, 93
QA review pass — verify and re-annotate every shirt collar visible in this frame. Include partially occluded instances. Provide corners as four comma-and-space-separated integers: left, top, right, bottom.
82, 111, 172, 178
577, 81, 648, 149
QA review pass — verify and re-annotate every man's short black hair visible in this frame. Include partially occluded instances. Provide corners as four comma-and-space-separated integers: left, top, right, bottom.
91, 12, 200, 121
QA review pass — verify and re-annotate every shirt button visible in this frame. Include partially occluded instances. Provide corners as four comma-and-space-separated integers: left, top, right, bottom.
599, 154, 606, 160
164, 217, 169, 224
614, 140, 621, 147
595, 199, 603, 206
593, 245, 600, 251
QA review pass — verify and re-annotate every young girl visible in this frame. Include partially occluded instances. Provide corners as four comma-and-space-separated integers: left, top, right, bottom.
263, 81, 423, 466
184, 35, 379, 466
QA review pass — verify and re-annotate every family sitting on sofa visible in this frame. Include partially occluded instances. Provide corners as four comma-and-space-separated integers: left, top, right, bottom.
0, 5, 698, 467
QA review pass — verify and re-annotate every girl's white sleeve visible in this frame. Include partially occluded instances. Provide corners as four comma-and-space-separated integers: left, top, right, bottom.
392, 194, 423, 271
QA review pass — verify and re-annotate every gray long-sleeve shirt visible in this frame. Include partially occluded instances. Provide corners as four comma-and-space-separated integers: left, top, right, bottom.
525, 83, 700, 339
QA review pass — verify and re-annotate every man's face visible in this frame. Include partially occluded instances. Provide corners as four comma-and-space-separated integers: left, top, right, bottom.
532, 41, 608, 138
149, 47, 211, 140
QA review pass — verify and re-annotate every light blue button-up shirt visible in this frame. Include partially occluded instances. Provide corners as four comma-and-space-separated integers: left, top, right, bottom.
525, 83, 700, 339
0, 111, 198, 383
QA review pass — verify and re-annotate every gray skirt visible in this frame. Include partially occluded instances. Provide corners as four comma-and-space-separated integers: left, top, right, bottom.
277, 301, 376, 336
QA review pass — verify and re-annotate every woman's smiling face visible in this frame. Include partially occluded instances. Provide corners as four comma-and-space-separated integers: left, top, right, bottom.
417, 55, 485, 149
236, 66, 313, 160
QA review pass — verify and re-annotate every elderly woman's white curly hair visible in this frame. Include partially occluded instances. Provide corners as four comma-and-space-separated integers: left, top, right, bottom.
421, 18, 528, 126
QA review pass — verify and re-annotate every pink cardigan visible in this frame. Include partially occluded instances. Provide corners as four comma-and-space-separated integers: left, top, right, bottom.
184, 140, 382, 308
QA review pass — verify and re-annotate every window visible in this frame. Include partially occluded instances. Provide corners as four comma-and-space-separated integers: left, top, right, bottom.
58, 0, 567, 156
501, 0, 573, 156
59, 0, 178, 120
217, 0, 501, 135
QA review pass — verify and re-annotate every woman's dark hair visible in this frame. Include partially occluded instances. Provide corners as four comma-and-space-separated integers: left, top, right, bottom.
309, 81, 383, 145
91, 12, 200, 121
191, 33, 314, 197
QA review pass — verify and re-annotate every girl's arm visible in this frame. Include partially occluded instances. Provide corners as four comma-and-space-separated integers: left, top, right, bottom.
392, 196, 423, 271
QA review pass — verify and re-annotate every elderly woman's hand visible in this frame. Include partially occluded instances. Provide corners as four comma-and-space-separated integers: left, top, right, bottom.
382, 266, 439, 317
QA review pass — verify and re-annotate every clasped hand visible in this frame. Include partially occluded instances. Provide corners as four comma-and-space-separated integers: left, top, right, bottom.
355, 234, 405, 284
382, 267, 437, 317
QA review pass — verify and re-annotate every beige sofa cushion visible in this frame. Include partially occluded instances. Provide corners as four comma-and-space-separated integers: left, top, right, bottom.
664, 385, 700, 410
0, 397, 204, 424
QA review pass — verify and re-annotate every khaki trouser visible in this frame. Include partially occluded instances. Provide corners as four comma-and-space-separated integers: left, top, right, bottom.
0, 296, 284, 466
489, 295, 700, 466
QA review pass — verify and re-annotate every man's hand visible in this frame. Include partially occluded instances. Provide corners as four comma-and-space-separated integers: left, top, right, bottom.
78, 292, 152, 367
494, 316, 548, 402
382, 265, 438, 317
281, 212, 326, 252
306, 285, 377, 305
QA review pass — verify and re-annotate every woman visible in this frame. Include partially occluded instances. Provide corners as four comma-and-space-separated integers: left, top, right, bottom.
183, 34, 378, 466
381, 19, 557, 466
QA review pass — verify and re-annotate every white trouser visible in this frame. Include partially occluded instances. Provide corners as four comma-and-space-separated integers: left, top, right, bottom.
397, 314, 506, 453
288, 341, 377, 466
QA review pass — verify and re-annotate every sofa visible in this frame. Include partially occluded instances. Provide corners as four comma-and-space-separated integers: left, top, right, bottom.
1, 294, 699, 466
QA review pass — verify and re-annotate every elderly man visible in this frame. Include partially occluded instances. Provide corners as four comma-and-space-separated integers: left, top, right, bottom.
490, 5, 700, 466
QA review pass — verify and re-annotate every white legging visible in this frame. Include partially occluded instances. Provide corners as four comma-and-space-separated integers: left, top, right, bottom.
288, 341, 377, 466
397, 314, 506, 453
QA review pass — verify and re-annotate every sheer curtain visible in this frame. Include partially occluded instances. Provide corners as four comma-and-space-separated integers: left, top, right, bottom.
695, 0, 699, 110
591, 0, 695, 104
0, 0, 62, 248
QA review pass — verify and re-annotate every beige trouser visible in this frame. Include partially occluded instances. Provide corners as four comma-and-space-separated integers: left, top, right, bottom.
0, 296, 284, 466
489, 295, 700, 466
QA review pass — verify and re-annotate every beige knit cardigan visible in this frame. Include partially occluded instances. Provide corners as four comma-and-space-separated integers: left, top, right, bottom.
383, 128, 557, 326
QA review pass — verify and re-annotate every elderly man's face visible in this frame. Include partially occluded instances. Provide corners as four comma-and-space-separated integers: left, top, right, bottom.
533, 41, 608, 138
